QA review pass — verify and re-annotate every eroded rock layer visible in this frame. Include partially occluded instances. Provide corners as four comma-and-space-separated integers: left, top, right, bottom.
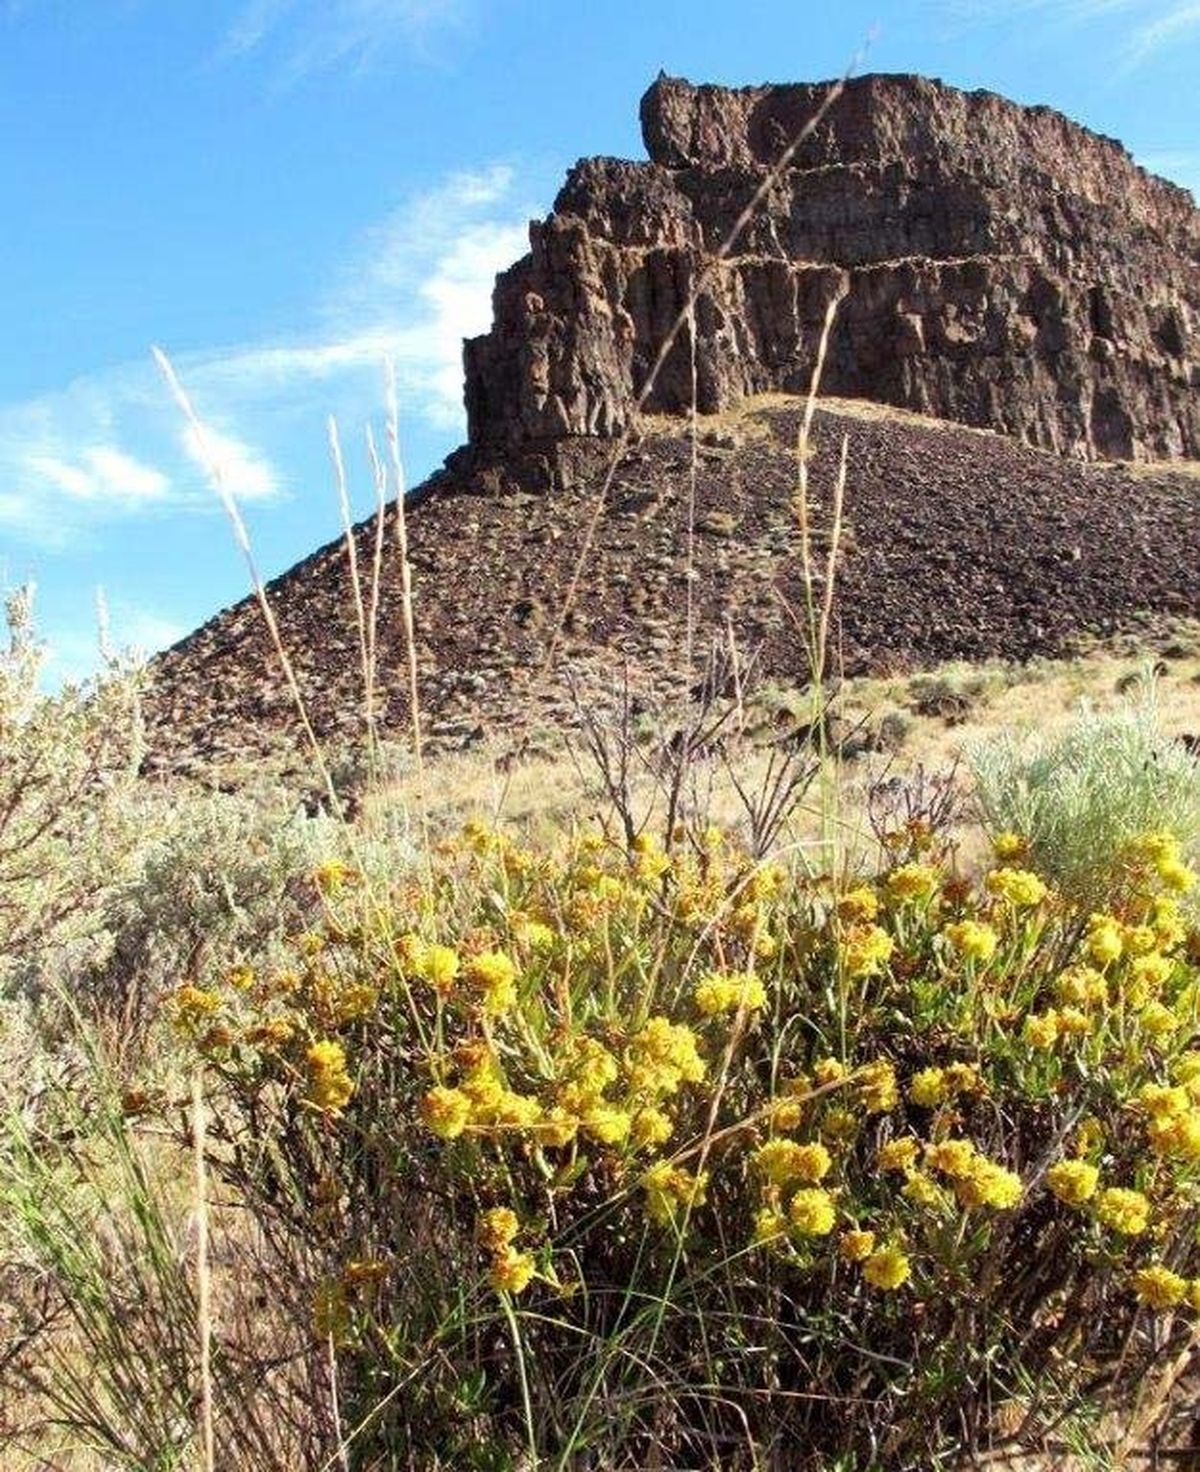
465, 74, 1200, 462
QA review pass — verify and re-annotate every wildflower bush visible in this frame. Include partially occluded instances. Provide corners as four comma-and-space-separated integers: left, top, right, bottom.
168, 805, 1200, 1468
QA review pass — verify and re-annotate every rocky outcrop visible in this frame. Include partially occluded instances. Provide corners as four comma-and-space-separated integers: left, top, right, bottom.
464, 74, 1200, 462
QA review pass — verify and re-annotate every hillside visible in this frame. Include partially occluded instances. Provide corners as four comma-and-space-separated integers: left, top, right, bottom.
145, 397, 1200, 777
144, 73, 1200, 777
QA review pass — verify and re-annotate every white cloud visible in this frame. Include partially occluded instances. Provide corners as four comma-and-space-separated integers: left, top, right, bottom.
180, 420, 280, 503
26, 446, 169, 506
0, 161, 535, 549
935, 0, 1200, 59
1129, 1, 1200, 58
222, 0, 467, 79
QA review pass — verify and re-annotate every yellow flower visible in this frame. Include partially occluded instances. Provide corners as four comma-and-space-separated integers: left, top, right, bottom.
924, 1139, 977, 1178
857, 1060, 899, 1113
306, 1040, 354, 1115
813, 1057, 847, 1087
901, 1174, 953, 1213
479, 1207, 520, 1253
1086, 915, 1124, 967
877, 1137, 921, 1174
945, 1062, 985, 1096
693, 971, 767, 1016
839, 1229, 876, 1263
841, 925, 894, 979
1022, 1011, 1060, 1050
1056, 1007, 1093, 1039
512, 916, 556, 954
1131, 1263, 1187, 1311
418, 944, 460, 996
754, 1139, 832, 1185
767, 1098, 804, 1131
752, 1207, 788, 1245
1157, 857, 1197, 894
628, 1018, 706, 1095
563, 1037, 620, 1099
885, 863, 940, 903
909, 1067, 949, 1109
863, 1244, 911, 1290
630, 1107, 674, 1150
581, 1106, 631, 1145
1055, 965, 1108, 1008
955, 1159, 1022, 1211
945, 920, 999, 962
1138, 1083, 1190, 1121
631, 832, 670, 884
421, 1086, 472, 1140
642, 1163, 708, 1226
334, 983, 378, 1023
837, 887, 879, 923
491, 1092, 542, 1130
1046, 1159, 1100, 1207
314, 858, 356, 892
788, 1187, 837, 1237
1095, 1187, 1151, 1237
992, 831, 1028, 861
1187, 1280, 1200, 1313
985, 867, 1048, 908
1138, 1002, 1179, 1038
172, 984, 222, 1027
1130, 952, 1173, 994
466, 951, 519, 1016
490, 1248, 536, 1295
1173, 1052, 1200, 1102
1147, 1110, 1200, 1160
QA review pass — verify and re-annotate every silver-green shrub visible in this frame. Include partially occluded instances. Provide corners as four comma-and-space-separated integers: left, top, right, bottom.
0, 587, 144, 987
967, 676, 1200, 903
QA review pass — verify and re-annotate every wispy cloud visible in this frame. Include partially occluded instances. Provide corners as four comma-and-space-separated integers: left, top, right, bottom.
0, 162, 534, 549
222, 0, 468, 78
935, 0, 1200, 61
1128, 1, 1200, 59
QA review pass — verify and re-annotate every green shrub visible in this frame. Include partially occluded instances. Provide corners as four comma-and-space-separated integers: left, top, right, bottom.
968, 678, 1200, 905
0, 587, 143, 988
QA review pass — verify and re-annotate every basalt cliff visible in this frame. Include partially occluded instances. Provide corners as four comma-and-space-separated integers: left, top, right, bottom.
145, 75, 1200, 778
466, 73, 1199, 464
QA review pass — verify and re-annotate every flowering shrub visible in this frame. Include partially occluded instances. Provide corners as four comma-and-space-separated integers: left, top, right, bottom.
169, 810, 1200, 1467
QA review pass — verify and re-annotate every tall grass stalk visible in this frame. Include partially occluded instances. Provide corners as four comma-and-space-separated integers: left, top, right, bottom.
328, 414, 378, 772
191, 1070, 215, 1472
152, 346, 341, 818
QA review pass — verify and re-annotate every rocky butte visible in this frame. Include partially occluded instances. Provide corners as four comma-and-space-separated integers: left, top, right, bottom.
145, 74, 1200, 777
466, 72, 1199, 464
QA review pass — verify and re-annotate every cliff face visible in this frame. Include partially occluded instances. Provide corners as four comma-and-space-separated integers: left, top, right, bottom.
464, 74, 1200, 462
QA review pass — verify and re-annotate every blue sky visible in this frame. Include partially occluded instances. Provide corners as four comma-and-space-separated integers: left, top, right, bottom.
1, 0, 1197, 682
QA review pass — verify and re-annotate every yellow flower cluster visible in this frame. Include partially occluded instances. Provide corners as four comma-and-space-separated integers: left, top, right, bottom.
306, 1040, 354, 1115
944, 920, 999, 962
479, 1206, 535, 1295
642, 1161, 708, 1226
840, 924, 895, 979
923, 1139, 1023, 1210
908, 1062, 984, 1109
985, 867, 1048, 908
693, 970, 767, 1017
1138, 1082, 1200, 1161
885, 863, 941, 903
753, 1139, 831, 1186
